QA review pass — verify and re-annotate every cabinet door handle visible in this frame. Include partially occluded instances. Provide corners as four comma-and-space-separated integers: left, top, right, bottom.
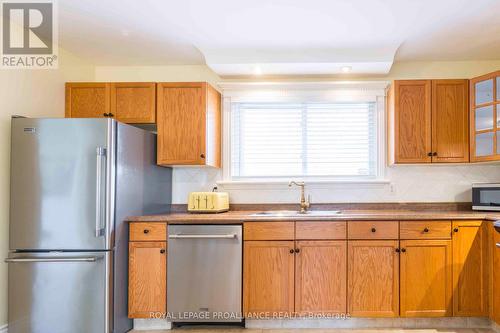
453, 228, 459, 233
395, 248, 400, 253
427, 152, 433, 157
294, 248, 300, 253
401, 248, 406, 253
108, 113, 114, 117
200, 153, 205, 159
103, 113, 109, 117
432, 152, 437, 156
160, 249, 166, 254
289, 249, 294, 254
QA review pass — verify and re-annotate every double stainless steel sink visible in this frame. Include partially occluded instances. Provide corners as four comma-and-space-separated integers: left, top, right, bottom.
251, 210, 342, 217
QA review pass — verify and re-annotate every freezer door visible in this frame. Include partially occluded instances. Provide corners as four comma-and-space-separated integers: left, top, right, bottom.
6, 251, 112, 333
10, 118, 115, 250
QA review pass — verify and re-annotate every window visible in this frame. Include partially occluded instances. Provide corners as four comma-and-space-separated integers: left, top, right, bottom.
231, 102, 378, 179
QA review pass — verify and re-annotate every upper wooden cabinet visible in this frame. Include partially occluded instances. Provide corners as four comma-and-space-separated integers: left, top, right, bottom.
65, 83, 111, 119
391, 80, 432, 163
156, 82, 221, 167
110, 82, 156, 123
388, 79, 469, 164
431, 80, 469, 162
470, 70, 500, 161
65, 82, 156, 124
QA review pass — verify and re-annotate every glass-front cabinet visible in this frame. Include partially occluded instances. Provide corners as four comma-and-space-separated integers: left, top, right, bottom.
471, 70, 500, 161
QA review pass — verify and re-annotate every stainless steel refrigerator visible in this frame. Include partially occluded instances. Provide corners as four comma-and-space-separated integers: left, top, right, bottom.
6, 118, 172, 333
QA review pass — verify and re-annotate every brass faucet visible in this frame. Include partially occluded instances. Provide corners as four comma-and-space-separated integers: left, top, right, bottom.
288, 181, 311, 213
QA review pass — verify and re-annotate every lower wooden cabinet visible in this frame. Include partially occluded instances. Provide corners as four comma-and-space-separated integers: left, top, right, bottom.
295, 241, 347, 315
128, 241, 167, 318
400, 240, 452, 317
452, 221, 489, 316
348, 240, 399, 317
492, 226, 500, 324
243, 240, 295, 315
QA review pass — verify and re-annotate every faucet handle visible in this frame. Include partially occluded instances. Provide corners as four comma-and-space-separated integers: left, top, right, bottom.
307, 194, 312, 207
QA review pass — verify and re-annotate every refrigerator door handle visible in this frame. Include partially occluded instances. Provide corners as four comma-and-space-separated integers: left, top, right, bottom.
96, 147, 107, 237
5, 256, 103, 263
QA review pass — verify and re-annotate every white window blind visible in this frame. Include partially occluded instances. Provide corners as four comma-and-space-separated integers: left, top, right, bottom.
231, 102, 377, 179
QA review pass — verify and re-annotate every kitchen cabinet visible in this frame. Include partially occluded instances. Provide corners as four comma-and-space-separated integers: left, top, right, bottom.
470, 70, 500, 161
431, 80, 469, 162
128, 241, 167, 318
452, 221, 489, 316
110, 82, 156, 123
295, 240, 347, 315
156, 82, 221, 167
347, 240, 399, 317
400, 240, 452, 317
243, 240, 295, 315
65, 83, 111, 118
66, 82, 156, 123
491, 224, 500, 325
388, 79, 469, 164
391, 80, 432, 163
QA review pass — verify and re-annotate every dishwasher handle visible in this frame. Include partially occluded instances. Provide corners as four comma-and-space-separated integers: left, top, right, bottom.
169, 234, 237, 239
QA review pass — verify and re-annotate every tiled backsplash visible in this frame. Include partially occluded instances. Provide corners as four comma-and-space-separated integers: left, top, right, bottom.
171, 164, 500, 204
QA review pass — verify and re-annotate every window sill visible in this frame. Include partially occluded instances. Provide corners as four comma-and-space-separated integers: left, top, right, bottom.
217, 179, 391, 190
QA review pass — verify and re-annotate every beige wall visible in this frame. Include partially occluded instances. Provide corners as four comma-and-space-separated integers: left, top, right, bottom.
0, 49, 95, 326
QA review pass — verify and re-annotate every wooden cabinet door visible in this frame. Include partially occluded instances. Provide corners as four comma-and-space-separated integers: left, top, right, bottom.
295, 241, 347, 315
243, 241, 295, 315
65, 83, 110, 118
111, 82, 156, 123
394, 80, 432, 163
452, 221, 488, 316
400, 240, 452, 317
347, 240, 399, 317
431, 80, 469, 162
492, 228, 500, 324
128, 241, 167, 318
157, 82, 206, 165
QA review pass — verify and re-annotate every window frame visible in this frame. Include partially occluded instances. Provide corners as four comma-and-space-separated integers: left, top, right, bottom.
219, 81, 390, 187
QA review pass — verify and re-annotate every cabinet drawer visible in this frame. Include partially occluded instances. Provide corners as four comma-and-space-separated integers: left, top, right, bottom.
130, 222, 167, 241
348, 221, 399, 240
400, 221, 451, 239
244, 222, 294, 240
296, 221, 346, 240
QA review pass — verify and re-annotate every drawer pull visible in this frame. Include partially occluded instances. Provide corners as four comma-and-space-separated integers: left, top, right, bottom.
371, 228, 377, 233
423, 228, 429, 233
143, 229, 150, 234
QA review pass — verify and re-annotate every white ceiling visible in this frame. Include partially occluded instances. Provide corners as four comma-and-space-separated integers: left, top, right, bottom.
58, 0, 500, 76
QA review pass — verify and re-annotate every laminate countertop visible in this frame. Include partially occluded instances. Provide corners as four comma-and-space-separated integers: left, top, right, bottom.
126, 209, 500, 224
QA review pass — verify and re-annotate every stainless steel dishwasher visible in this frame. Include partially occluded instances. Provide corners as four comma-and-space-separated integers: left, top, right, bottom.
167, 225, 242, 322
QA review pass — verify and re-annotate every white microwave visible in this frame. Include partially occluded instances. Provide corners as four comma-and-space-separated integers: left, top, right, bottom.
472, 183, 500, 211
